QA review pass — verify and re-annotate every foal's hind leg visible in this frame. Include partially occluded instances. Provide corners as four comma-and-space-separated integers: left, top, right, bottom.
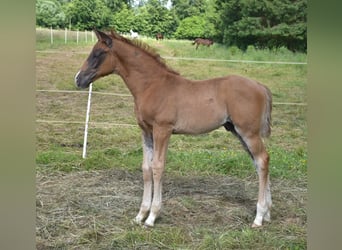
235, 129, 272, 227
247, 135, 272, 227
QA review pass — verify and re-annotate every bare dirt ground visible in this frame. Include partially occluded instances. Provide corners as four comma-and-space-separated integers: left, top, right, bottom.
36, 168, 306, 249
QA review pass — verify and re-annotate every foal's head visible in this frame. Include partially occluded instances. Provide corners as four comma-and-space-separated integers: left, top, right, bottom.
75, 30, 117, 88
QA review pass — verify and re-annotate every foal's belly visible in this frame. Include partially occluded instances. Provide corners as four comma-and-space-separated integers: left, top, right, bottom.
173, 122, 223, 135
173, 107, 227, 135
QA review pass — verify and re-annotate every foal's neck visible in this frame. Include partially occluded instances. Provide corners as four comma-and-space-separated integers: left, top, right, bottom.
113, 40, 170, 98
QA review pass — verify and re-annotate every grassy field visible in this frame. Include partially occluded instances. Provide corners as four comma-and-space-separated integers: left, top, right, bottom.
36, 32, 307, 249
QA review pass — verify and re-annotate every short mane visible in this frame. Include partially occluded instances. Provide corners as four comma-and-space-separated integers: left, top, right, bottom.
110, 31, 179, 75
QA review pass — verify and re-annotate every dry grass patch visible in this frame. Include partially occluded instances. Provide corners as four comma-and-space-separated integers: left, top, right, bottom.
36, 168, 306, 249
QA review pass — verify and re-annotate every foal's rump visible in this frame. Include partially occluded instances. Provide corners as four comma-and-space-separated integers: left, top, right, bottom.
217, 75, 272, 138
170, 74, 271, 137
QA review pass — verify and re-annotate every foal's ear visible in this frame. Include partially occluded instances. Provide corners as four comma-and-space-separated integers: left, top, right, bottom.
93, 29, 113, 48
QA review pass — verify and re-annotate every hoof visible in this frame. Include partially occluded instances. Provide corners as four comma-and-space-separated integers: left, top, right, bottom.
132, 217, 143, 226
143, 220, 154, 228
251, 222, 262, 228
264, 211, 271, 222
143, 222, 154, 229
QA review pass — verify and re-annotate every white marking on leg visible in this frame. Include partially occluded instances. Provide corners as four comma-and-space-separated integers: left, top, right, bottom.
143, 127, 170, 227
264, 175, 272, 222
252, 155, 272, 227
134, 134, 153, 224
253, 202, 269, 227
144, 160, 163, 227
134, 172, 152, 224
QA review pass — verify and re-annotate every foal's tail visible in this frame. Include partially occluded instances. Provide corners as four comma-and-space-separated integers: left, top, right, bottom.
261, 85, 272, 138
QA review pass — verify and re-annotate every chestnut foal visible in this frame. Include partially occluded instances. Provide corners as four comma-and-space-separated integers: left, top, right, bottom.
75, 30, 272, 228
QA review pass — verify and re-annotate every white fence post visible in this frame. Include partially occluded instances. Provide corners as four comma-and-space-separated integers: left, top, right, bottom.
77, 30, 79, 44
85, 30, 88, 43
50, 27, 53, 44
82, 83, 93, 159
65, 28, 67, 44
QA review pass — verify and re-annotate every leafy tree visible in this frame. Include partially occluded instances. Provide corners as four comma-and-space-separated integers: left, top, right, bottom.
146, 0, 178, 36
202, 0, 219, 39
174, 15, 206, 39
171, 0, 218, 39
216, 0, 307, 51
172, 0, 218, 39
64, 0, 111, 30
110, 4, 135, 33
35, 0, 306, 51
36, 0, 67, 28
172, 0, 207, 20
135, 0, 178, 37
105, 0, 134, 12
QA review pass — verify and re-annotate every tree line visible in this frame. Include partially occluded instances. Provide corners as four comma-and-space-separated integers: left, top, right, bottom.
36, 0, 307, 52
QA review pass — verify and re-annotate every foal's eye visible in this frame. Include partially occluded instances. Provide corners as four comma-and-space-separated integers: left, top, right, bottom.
88, 49, 106, 68
94, 50, 104, 57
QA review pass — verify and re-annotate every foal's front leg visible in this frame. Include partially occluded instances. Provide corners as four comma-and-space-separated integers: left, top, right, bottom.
134, 132, 153, 224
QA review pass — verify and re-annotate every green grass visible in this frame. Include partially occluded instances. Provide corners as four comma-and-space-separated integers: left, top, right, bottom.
36, 29, 307, 249
36, 130, 307, 180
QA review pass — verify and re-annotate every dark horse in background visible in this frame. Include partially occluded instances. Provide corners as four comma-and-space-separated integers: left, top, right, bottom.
192, 38, 214, 49
155, 33, 164, 40
75, 30, 272, 228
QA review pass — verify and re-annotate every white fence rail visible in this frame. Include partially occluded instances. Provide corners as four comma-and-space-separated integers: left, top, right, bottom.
36, 48, 306, 157
36, 48, 307, 130
36, 27, 96, 44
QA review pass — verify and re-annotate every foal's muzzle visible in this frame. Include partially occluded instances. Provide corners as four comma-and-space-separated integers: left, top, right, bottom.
74, 70, 96, 88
